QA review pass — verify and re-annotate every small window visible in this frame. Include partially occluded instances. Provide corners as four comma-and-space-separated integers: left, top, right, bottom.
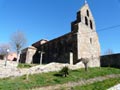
87, 10, 89, 17
85, 17, 88, 26
90, 38, 92, 44
90, 20, 93, 29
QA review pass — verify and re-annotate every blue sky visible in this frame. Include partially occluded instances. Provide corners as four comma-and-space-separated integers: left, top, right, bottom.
0, 0, 120, 55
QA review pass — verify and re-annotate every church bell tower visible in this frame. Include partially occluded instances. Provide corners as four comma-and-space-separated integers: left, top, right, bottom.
71, 0, 101, 67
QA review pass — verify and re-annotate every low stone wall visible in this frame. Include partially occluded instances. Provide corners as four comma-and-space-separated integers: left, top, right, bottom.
100, 53, 120, 68
0, 62, 85, 79
0, 60, 18, 67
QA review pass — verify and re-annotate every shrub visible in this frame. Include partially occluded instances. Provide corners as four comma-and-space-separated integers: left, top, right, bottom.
59, 66, 69, 77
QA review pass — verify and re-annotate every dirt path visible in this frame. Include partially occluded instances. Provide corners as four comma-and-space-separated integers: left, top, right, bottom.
32, 74, 120, 90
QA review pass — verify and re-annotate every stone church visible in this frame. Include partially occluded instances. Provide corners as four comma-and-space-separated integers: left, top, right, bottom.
20, 1, 100, 67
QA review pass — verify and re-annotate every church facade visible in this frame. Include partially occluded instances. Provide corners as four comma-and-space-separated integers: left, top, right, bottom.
20, 2, 100, 67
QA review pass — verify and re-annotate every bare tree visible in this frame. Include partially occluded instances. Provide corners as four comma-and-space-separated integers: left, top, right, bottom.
0, 43, 10, 60
81, 58, 89, 71
104, 49, 113, 55
10, 31, 27, 63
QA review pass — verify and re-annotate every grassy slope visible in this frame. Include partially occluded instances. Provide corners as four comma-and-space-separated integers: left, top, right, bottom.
73, 77, 120, 90
0, 67, 120, 90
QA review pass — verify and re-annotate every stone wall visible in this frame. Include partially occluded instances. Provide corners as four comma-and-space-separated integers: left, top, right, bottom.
100, 53, 120, 68
32, 32, 78, 64
20, 46, 37, 64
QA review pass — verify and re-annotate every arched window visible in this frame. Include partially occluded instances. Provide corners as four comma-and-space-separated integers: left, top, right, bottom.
90, 20, 93, 29
85, 17, 88, 26
87, 10, 89, 17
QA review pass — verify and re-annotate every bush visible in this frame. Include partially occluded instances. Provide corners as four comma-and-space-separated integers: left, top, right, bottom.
59, 66, 69, 77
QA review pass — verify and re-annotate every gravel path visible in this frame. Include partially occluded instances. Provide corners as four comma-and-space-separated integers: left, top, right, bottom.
32, 74, 120, 90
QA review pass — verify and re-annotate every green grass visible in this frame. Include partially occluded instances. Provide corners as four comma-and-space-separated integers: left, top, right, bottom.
17, 63, 37, 68
72, 77, 120, 90
0, 67, 120, 90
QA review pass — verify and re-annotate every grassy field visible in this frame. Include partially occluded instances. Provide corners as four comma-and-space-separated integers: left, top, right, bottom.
0, 67, 120, 90
72, 77, 120, 90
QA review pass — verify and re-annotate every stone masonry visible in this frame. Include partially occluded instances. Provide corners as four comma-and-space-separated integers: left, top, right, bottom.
20, 46, 37, 64
20, 2, 100, 67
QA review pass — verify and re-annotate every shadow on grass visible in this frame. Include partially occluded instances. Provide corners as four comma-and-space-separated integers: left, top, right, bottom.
54, 74, 63, 77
